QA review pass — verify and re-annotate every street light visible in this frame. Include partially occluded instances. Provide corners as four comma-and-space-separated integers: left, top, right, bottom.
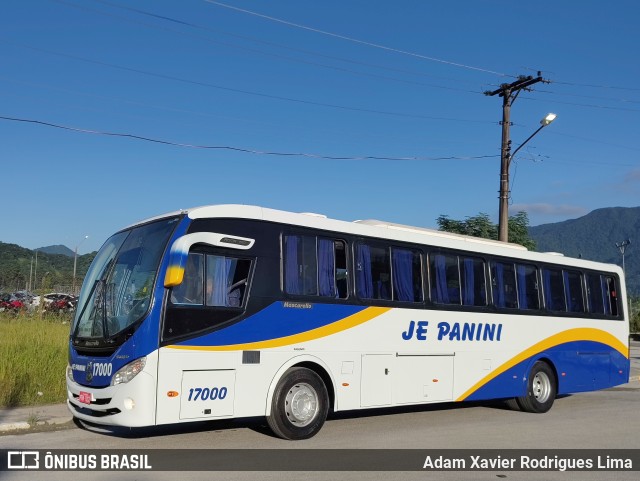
73, 235, 89, 294
616, 239, 631, 274
498, 112, 557, 242
615, 239, 632, 321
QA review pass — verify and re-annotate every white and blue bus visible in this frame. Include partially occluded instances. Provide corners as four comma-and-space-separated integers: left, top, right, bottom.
67, 205, 630, 439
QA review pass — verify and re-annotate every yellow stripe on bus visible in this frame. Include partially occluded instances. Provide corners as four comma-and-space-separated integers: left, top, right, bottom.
168, 306, 391, 352
456, 328, 628, 401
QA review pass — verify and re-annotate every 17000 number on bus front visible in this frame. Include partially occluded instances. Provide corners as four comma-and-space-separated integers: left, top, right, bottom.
187, 387, 228, 401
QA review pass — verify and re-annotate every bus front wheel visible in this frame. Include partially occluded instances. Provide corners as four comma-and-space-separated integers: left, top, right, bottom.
516, 361, 556, 413
267, 367, 329, 440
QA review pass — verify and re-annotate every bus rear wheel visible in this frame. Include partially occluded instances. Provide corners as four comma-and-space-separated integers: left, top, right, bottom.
267, 367, 329, 440
516, 361, 556, 413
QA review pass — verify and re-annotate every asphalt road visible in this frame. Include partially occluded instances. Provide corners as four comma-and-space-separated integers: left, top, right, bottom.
2, 342, 640, 481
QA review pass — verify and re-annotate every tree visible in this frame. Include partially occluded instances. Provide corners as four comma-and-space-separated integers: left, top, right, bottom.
630, 296, 640, 334
437, 211, 536, 250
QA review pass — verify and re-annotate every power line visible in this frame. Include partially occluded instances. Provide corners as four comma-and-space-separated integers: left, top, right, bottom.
547, 130, 640, 152
0, 74, 310, 129
552, 80, 640, 92
536, 88, 639, 105
83, 0, 480, 87
52, 0, 479, 94
0, 114, 499, 161
203, 0, 509, 77
520, 95, 640, 113
0, 38, 493, 124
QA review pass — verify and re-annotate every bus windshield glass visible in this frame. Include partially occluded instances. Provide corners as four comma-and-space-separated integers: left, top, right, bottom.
72, 217, 180, 340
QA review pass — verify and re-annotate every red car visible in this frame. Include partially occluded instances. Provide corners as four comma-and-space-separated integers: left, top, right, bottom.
43, 293, 77, 312
0, 293, 26, 311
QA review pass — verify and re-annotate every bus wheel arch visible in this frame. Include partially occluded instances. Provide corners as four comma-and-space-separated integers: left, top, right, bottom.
515, 358, 557, 413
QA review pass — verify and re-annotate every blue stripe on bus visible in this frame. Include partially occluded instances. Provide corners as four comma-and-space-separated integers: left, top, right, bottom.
462, 340, 630, 401
174, 302, 367, 347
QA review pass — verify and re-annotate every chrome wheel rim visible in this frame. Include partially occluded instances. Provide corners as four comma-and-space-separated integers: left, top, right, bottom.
532, 371, 552, 403
284, 383, 318, 427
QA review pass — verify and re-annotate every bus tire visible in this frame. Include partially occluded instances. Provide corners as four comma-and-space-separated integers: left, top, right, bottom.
267, 367, 329, 440
516, 361, 556, 413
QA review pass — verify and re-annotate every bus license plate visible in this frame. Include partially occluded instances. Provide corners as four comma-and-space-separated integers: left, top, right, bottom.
78, 392, 92, 404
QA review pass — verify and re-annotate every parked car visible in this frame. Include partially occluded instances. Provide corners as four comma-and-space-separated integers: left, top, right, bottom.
42, 293, 78, 312
0, 292, 12, 311
0, 293, 27, 312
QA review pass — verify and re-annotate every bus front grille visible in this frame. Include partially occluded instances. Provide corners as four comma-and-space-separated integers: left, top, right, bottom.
69, 401, 121, 417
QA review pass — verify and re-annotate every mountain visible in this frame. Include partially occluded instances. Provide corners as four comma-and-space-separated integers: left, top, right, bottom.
37, 245, 75, 257
529, 207, 640, 295
0, 242, 96, 293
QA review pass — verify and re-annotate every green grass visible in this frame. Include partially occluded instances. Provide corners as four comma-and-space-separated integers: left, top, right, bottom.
0, 311, 71, 407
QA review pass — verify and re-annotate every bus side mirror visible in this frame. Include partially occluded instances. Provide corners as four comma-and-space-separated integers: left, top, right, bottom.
164, 232, 255, 287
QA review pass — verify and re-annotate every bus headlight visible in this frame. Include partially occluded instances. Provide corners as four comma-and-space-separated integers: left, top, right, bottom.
111, 357, 146, 386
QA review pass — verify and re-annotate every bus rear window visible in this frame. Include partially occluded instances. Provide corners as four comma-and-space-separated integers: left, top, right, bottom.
604, 275, 619, 317
585, 273, 619, 318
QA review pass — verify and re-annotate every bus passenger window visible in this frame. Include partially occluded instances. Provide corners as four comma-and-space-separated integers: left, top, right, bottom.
284, 235, 317, 296
334, 241, 348, 299
491, 262, 517, 309
284, 235, 348, 299
356, 244, 391, 300
542, 268, 566, 312
461, 257, 487, 306
430, 253, 460, 305
170, 253, 204, 305
586, 273, 605, 314
205, 255, 251, 308
604, 276, 619, 317
391, 248, 423, 303
516, 264, 540, 310
563, 270, 585, 313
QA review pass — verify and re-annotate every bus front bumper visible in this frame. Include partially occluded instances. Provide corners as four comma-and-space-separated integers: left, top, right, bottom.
66, 371, 156, 427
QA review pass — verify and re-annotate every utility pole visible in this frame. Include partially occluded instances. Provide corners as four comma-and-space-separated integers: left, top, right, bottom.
34, 250, 38, 293
485, 73, 549, 242
73, 235, 89, 295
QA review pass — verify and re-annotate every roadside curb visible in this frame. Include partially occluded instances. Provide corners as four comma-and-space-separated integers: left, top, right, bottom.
0, 404, 73, 434
0, 417, 73, 433
0, 422, 31, 432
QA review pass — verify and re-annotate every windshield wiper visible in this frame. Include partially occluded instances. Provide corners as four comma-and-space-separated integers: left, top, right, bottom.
100, 280, 109, 339
73, 278, 112, 340
73, 278, 103, 339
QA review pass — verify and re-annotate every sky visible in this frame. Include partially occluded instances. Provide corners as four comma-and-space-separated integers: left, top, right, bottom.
1, 0, 639, 254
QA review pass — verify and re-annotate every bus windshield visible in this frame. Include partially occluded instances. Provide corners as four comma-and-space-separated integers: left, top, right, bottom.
72, 217, 180, 341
